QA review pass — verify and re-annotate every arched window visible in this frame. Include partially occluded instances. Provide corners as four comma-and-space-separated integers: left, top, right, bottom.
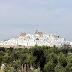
36, 38, 39, 40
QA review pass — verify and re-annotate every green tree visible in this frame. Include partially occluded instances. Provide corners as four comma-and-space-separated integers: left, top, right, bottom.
44, 61, 55, 72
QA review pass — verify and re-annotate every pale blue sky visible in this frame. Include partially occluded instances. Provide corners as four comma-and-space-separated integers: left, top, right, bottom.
0, 0, 72, 41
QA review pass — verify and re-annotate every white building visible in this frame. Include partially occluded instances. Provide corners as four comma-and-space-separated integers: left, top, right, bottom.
0, 31, 70, 48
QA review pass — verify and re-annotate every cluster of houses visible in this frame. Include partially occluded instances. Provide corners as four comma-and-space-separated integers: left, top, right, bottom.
0, 31, 71, 48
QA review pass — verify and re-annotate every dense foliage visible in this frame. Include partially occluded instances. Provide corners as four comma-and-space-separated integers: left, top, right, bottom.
0, 45, 72, 72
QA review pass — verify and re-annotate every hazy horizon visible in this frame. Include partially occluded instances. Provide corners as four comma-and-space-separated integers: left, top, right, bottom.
0, 0, 72, 41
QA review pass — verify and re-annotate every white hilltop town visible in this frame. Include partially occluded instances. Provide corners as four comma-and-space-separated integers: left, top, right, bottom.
0, 30, 72, 48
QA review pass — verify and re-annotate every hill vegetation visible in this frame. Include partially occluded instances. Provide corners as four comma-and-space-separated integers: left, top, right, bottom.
0, 45, 72, 72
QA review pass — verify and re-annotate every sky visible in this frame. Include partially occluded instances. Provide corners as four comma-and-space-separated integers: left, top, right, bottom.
0, 0, 72, 41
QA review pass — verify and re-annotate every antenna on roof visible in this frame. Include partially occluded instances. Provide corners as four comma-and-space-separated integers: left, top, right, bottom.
34, 24, 39, 33
35, 29, 38, 34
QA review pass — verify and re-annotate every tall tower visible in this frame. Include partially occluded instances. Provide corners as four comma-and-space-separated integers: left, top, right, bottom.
33, 24, 39, 33
35, 29, 38, 34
